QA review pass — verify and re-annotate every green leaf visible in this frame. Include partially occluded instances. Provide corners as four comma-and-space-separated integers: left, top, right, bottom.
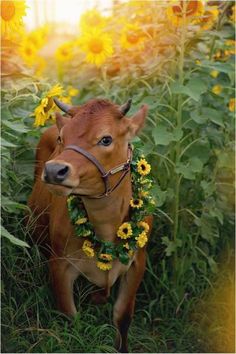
185, 78, 208, 101
190, 157, 203, 173
143, 96, 159, 109
185, 140, 210, 164
1, 108, 12, 121
0, 137, 17, 147
119, 252, 130, 265
1, 196, 28, 212
171, 79, 207, 101
3, 120, 29, 133
190, 110, 207, 125
1, 226, 29, 248
161, 236, 182, 257
150, 185, 166, 207
172, 127, 183, 141
207, 256, 218, 274
201, 107, 224, 127
199, 214, 219, 244
200, 60, 234, 74
200, 181, 215, 198
175, 157, 203, 180
152, 125, 174, 146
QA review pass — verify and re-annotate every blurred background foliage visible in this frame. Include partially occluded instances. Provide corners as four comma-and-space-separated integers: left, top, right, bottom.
1, 0, 235, 352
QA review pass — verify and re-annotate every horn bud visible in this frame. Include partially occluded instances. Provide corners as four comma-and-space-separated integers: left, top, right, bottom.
120, 98, 132, 116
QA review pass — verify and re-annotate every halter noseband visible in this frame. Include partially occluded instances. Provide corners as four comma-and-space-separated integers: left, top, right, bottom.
64, 144, 133, 199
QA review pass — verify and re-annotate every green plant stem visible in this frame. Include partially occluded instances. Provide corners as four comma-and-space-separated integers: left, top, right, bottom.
172, 3, 187, 275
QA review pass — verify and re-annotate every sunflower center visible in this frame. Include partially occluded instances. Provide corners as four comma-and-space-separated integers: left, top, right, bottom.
61, 48, 69, 56
134, 200, 139, 205
89, 38, 104, 54
1, 1, 15, 21
172, 1, 199, 17
44, 97, 54, 113
123, 228, 128, 234
127, 32, 139, 44
141, 164, 146, 170
25, 47, 33, 56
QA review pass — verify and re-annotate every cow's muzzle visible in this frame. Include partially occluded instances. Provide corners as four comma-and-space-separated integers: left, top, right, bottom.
43, 162, 70, 184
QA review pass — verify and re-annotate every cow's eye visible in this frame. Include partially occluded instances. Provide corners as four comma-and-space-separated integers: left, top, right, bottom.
98, 136, 113, 146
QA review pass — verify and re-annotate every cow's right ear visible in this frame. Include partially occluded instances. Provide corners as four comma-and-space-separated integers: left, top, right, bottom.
55, 112, 67, 131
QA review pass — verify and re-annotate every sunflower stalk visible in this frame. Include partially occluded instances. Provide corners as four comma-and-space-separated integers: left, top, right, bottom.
172, 1, 188, 280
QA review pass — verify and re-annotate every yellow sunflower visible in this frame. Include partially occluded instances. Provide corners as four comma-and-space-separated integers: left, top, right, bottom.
229, 98, 235, 112
128, 250, 134, 258
123, 242, 130, 250
137, 158, 151, 176
130, 198, 143, 209
212, 85, 222, 95
120, 23, 145, 50
139, 190, 149, 198
1, 0, 27, 36
135, 231, 148, 248
230, 5, 235, 22
75, 217, 88, 225
79, 9, 106, 32
58, 96, 72, 105
97, 261, 112, 271
117, 222, 132, 239
137, 221, 150, 233
33, 84, 63, 127
55, 42, 74, 62
78, 28, 113, 67
210, 70, 219, 78
225, 40, 236, 56
167, 1, 204, 26
26, 28, 47, 50
68, 86, 79, 97
82, 240, 94, 258
99, 254, 113, 261
199, 7, 219, 31
18, 40, 37, 66
83, 230, 92, 237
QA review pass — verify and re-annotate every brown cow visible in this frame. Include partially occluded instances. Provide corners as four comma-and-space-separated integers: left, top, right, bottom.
28, 97, 152, 352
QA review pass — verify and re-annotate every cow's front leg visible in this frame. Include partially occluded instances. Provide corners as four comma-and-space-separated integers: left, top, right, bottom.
49, 257, 79, 316
113, 249, 146, 353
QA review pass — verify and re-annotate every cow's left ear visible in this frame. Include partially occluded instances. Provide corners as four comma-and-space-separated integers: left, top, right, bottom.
55, 112, 67, 131
126, 105, 148, 139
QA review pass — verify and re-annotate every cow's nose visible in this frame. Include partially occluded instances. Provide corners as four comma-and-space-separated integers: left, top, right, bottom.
44, 163, 70, 183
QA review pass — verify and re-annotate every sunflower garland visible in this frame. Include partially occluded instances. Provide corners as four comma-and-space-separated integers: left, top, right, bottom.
67, 149, 155, 271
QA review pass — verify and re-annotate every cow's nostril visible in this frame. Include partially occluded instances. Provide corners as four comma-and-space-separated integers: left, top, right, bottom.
57, 166, 69, 177
44, 163, 70, 184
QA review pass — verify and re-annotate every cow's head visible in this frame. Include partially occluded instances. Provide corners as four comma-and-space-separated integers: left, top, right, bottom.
42, 98, 148, 197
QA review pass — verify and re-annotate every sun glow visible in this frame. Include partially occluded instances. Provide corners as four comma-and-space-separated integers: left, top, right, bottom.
24, 0, 112, 31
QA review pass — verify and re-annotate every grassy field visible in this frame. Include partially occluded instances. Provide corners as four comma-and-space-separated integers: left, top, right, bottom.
1, 215, 234, 353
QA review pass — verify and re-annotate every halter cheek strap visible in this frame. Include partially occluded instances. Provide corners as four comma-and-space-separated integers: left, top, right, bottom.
64, 144, 132, 199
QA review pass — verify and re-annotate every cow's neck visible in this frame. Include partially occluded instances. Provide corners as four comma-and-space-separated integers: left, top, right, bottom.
81, 176, 132, 242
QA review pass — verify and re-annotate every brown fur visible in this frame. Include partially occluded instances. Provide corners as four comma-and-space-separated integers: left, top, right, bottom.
28, 98, 152, 352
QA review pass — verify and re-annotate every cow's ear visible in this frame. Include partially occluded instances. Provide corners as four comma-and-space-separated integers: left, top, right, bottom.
126, 105, 148, 139
55, 112, 67, 131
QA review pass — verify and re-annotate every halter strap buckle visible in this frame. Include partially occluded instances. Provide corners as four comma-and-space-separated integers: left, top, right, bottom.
64, 144, 132, 199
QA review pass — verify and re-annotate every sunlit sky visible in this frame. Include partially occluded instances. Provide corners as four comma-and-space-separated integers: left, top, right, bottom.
25, 0, 113, 30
